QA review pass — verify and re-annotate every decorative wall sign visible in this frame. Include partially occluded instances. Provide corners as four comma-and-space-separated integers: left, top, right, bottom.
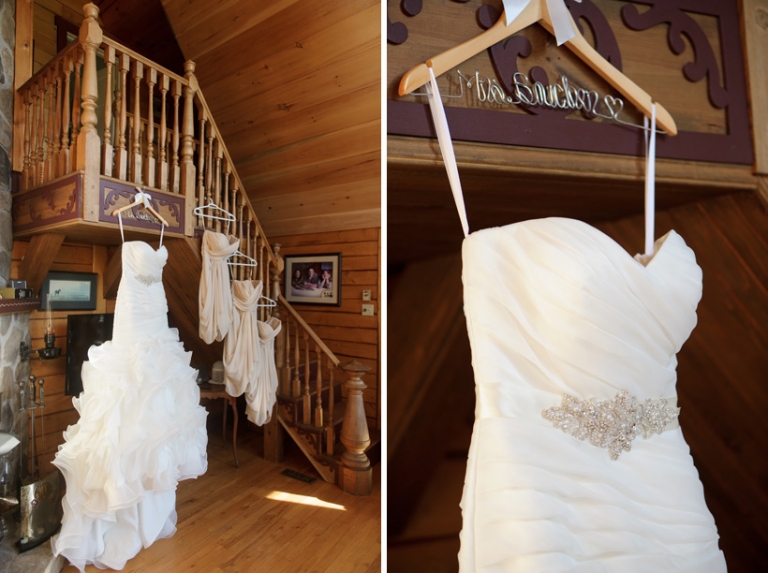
387, 0, 753, 164
284, 253, 342, 306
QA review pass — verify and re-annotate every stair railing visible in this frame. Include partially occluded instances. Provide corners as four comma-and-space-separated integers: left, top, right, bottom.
13, 3, 372, 492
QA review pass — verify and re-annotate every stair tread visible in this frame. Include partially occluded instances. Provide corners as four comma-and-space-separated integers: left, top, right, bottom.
294, 406, 344, 433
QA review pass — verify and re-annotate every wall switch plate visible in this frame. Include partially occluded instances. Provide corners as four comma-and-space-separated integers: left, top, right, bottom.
362, 289, 372, 301
362, 304, 374, 316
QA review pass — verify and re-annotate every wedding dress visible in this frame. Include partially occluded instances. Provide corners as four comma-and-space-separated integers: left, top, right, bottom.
199, 230, 239, 344
420, 72, 726, 571
52, 241, 208, 571
223, 280, 281, 425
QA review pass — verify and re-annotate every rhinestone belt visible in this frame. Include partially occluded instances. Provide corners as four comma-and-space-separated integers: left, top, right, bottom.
542, 391, 680, 460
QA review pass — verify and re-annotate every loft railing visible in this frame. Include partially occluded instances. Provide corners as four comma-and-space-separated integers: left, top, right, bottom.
13, 3, 372, 493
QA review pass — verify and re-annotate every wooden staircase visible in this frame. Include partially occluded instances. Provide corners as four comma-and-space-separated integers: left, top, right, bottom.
11, 3, 375, 495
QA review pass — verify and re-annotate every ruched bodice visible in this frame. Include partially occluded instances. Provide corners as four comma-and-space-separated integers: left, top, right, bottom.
464, 219, 701, 421
112, 242, 170, 346
458, 218, 726, 573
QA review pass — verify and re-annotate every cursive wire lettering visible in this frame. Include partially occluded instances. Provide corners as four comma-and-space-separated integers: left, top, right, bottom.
454, 70, 627, 123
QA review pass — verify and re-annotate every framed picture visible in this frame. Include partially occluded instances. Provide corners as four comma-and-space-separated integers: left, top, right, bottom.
284, 253, 342, 306
39, 272, 98, 311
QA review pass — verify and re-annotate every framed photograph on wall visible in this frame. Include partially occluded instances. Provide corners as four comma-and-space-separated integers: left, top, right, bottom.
39, 272, 98, 310
284, 253, 342, 306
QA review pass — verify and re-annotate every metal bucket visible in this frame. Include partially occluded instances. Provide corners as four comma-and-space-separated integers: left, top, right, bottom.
18, 470, 63, 552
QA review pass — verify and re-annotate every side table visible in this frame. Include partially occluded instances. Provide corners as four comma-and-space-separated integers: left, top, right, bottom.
199, 383, 239, 467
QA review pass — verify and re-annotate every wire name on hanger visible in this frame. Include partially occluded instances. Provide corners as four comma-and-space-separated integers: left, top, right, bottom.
119, 207, 163, 224
455, 70, 625, 123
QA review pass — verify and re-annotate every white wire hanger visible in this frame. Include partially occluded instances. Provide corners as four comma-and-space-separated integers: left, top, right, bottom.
194, 200, 236, 235
226, 250, 258, 269
257, 294, 277, 308
112, 187, 168, 246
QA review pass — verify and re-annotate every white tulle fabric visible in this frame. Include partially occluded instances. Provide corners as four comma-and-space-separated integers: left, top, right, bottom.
458, 218, 726, 573
223, 280, 281, 425
199, 230, 239, 344
52, 242, 208, 572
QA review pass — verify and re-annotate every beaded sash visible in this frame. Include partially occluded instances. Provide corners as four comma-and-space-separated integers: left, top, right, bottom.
542, 391, 680, 460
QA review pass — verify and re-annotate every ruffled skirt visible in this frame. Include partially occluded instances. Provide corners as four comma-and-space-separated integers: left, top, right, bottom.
52, 328, 208, 571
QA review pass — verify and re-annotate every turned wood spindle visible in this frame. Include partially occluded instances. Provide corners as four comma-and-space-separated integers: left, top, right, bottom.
102, 46, 115, 177
315, 345, 323, 428
131, 60, 143, 184
115, 53, 130, 180
171, 79, 182, 193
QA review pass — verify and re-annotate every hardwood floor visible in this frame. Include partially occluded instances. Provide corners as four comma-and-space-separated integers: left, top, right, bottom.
61, 414, 381, 573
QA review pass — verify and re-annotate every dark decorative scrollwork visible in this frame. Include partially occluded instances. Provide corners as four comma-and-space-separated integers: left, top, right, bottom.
43, 189, 56, 213
103, 188, 133, 212
621, 2, 728, 109
567, 0, 622, 70
155, 197, 181, 226
61, 186, 78, 216
388, 0, 473, 45
402, 0, 422, 16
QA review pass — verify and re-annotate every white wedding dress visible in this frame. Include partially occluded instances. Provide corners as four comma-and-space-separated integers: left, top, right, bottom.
458, 219, 726, 572
419, 71, 726, 571
52, 241, 208, 571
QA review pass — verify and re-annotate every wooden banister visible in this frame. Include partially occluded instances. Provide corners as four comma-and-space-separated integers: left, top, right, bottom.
277, 294, 339, 367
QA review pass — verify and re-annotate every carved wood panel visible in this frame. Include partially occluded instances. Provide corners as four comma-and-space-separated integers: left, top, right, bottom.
387, 0, 752, 164
12, 174, 82, 233
99, 179, 184, 235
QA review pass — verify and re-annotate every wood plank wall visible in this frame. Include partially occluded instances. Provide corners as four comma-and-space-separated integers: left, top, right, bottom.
11, 238, 114, 475
32, 0, 86, 72
271, 228, 380, 430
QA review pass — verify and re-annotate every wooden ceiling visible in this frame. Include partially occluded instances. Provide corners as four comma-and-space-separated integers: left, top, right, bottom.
160, 0, 381, 237
50, 0, 380, 237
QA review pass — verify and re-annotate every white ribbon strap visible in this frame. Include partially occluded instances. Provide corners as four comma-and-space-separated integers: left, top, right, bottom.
502, 0, 582, 46
426, 66, 470, 238
643, 104, 657, 257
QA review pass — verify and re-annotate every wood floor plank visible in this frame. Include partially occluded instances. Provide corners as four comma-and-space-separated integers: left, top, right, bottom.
60, 426, 380, 572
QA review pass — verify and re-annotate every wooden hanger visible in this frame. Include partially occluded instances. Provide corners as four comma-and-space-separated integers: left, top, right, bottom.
399, 0, 677, 135
111, 187, 169, 226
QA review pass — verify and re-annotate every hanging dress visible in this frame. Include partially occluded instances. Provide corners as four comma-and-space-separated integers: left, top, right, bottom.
223, 280, 281, 426
247, 316, 282, 426
52, 241, 208, 572
421, 72, 726, 572
199, 230, 240, 344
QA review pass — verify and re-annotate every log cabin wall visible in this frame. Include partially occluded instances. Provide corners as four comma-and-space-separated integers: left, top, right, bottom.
10, 238, 114, 476
271, 227, 381, 431
32, 0, 85, 73
388, 0, 768, 571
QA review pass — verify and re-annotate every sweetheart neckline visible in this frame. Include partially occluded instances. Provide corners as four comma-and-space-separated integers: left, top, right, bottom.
466, 217, 678, 271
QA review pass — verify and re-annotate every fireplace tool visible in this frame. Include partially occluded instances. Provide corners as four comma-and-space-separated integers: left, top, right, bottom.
17, 374, 62, 552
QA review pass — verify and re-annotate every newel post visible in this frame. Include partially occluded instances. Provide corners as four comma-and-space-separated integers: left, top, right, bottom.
338, 360, 372, 495
76, 3, 103, 222
181, 61, 198, 236
270, 243, 288, 393
264, 243, 285, 463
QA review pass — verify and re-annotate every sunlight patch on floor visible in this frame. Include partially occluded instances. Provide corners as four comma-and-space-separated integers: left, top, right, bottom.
266, 491, 347, 511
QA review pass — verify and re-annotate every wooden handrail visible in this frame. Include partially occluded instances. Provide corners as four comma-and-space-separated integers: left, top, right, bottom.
17, 41, 80, 94
278, 294, 339, 367
192, 89, 278, 268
